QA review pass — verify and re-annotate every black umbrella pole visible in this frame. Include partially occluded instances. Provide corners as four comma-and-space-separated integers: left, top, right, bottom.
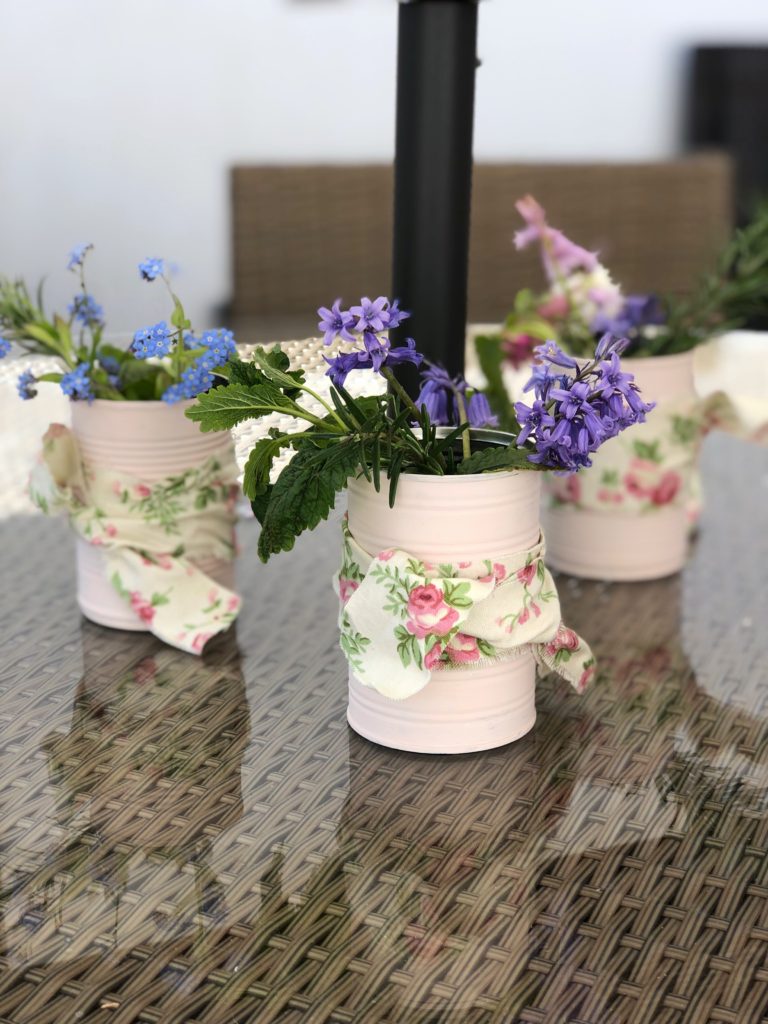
391, 0, 479, 392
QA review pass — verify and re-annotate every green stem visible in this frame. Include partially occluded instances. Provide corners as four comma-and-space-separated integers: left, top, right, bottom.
381, 366, 423, 420
455, 392, 472, 461
175, 327, 184, 383
298, 383, 347, 430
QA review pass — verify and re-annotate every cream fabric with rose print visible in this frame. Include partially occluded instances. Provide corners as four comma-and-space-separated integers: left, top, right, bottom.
546, 391, 750, 522
335, 516, 594, 701
29, 424, 241, 655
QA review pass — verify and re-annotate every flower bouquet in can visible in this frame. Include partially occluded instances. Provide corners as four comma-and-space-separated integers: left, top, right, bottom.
0, 246, 241, 649
187, 295, 651, 752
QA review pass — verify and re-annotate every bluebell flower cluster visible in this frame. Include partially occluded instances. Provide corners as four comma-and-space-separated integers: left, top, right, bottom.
67, 244, 93, 271
415, 364, 498, 429
592, 294, 666, 338
320, 296, 420, 386
60, 362, 94, 402
132, 321, 173, 359
69, 292, 104, 327
0, 337, 11, 358
17, 370, 37, 400
139, 257, 164, 282
515, 335, 654, 471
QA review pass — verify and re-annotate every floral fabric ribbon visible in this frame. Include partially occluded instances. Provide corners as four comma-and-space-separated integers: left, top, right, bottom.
335, 516, 595, 700
546, 391, 757, 520
30, 424, 241, 654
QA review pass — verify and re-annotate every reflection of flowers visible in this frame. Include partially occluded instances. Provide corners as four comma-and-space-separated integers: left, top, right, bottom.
405, 585, 459, 639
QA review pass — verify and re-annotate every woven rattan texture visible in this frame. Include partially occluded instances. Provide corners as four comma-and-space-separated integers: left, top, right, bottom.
231, 156, 733, 325
1, 432, 767, 1024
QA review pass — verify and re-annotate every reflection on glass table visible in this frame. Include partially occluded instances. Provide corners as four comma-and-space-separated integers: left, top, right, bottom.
0, 431, 766, 1023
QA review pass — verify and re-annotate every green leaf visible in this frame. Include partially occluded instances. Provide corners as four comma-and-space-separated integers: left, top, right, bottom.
250, 346, 307, 395
97, 343, 130, 365
185, 381, 300, 432
242, 434, 298, 499
442, 580, 473, 609
632, 439, 662, 463
474, 334, 520, 433
456, 443, 534, 475
257, 439, 361, 561
251, 486, 273, 526
387, 450, 405, 508
170, 295, 191, 332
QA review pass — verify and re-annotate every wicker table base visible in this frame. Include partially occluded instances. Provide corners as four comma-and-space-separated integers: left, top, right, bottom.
0, 432, 767, 1023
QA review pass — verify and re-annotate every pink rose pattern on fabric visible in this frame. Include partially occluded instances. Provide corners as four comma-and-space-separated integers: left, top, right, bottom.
29, 425, 241, 657
546, 399, 706, 515
406, 584, 460, 639
336, 516, 593, 695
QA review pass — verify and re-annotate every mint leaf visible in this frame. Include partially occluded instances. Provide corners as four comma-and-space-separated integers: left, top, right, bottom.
185, 381, 299, 431
456, 443, 534, 475
257, 439, 360, 561
242, 434, 299, 499
250, 346, 307, 394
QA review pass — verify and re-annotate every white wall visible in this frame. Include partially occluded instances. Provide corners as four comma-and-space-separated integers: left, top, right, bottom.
0, 0, 765, 332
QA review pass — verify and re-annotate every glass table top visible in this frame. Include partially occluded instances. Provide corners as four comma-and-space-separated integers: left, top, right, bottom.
1, 431, 767, 1024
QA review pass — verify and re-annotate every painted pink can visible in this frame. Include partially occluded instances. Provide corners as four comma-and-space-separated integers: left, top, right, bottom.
543, 350, 697, 581
71, 400, 235, 631
346, 469, 542, 754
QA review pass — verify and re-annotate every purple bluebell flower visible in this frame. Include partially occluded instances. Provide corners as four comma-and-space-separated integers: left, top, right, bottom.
323, 351, 364, 389
385, 298, 410, 330
595, 333, 630, 359
514, 399, 555, 445
17, 370, 37, 400
523, 363, 561, 402
417, 383, 451, 424
60, 362, 93, 402
67, 244, 93, 271
350, 296, 389, 333
414, 363, 496, 427
415, 368, 454, 424
0, 337, 11, 358
534, 340, 579, 370
317, 299, 356, 346
324, 337, 422, 388
69, 292, 104, 327
132, 321, 173, 359
139, 257, 165, 282
592, 294, 666, 337
518, 335, 654, 471
466, 391, 498, 428
595, 351, 635, 400
361, 330, 389, 372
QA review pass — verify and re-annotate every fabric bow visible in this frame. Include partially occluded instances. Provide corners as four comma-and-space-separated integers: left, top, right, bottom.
30, 424, 241, 654
335, 516, 595, 700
